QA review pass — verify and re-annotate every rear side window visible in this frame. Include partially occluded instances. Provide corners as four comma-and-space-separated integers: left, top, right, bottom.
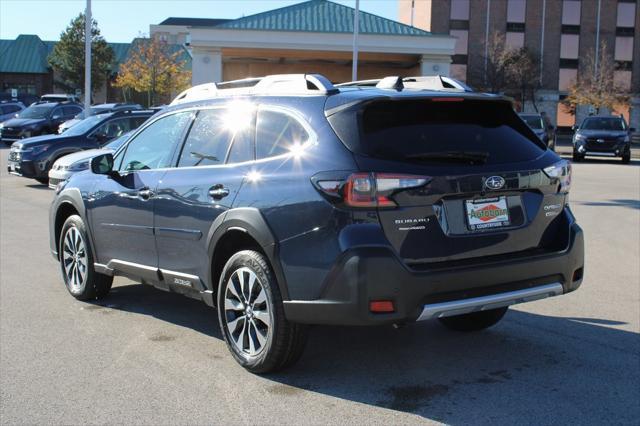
256, 109, 309, 159
330, 99, 545, 165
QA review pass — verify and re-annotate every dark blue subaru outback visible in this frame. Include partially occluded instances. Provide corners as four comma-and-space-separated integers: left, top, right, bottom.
49, 74, 584, 373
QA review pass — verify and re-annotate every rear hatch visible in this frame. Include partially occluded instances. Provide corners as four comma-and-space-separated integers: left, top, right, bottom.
326, 96, 571, 267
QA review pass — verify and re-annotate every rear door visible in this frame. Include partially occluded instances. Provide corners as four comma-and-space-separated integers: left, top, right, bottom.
88, 111, 192, 271
154, 105, 255, 289
329, 97, 569, 266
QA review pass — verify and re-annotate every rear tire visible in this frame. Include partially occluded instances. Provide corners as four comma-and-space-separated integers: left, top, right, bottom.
217, 250, 308, 373
36, 177, 49, 185
438, 307, 508, 332
59, 215, 112, 300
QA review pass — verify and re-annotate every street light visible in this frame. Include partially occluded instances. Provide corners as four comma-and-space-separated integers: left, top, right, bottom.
84, 0, 92, 110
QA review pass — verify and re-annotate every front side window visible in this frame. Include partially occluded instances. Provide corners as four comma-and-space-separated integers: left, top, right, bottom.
16, 105, 54, 119
118, 112, 191, 172
256, 109, 309, 159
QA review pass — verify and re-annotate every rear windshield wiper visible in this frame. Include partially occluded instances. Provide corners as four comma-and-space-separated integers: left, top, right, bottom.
405, 151, 489, 164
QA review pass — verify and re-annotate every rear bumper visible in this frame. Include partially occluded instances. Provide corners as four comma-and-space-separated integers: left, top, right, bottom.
283, 222, 584, 326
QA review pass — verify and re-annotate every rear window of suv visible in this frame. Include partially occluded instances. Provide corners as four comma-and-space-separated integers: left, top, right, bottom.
329, 99, 546, 165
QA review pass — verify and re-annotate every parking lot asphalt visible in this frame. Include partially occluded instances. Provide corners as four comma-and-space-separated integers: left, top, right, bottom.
1, 145, 638, 425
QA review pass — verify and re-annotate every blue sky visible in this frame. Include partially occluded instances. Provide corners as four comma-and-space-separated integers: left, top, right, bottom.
0, 0, 399, 42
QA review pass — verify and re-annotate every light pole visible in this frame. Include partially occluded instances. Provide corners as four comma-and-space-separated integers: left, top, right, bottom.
351, 0, 359, 81
84, 0, 92, 110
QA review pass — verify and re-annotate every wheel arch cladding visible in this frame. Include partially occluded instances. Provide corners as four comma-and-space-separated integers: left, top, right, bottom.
207, 208, 290, 300
52, 189, 90, 259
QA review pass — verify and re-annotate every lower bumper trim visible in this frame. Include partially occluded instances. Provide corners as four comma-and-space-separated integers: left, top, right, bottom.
585, 151, 617, 157
417, 282, 563, 321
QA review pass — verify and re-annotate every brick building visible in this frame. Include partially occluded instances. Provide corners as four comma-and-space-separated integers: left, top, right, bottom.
398, 0, 640, 129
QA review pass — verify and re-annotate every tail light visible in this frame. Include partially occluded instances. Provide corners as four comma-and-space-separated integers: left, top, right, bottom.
315, 172, 430, 208
543, 160, 572, 194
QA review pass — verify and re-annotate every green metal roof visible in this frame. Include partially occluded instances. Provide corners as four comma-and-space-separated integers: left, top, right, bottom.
0, 35, 191, 74
0, 35, 52, 73
217, 0, 433, 36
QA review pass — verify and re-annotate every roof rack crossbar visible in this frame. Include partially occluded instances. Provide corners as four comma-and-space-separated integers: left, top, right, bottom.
336, 75, 473, 93
169, 73, 338, 105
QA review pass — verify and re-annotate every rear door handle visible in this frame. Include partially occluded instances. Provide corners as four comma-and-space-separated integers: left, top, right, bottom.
138, 188, 155, 200
209, 185, 230, 200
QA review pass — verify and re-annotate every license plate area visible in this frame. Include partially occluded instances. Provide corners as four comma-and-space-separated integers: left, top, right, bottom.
465, 196, 510, 231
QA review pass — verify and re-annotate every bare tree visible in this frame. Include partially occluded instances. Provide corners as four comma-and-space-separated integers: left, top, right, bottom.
473, 33, 512, 94
563, 41, 630, 115
506, 47, 541, 111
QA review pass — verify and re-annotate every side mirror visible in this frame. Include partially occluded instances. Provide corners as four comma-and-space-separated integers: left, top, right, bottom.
52, 114, 61, 120
571, 125, 577, 131
94, 132, 108, 142
91, 153, 114, 175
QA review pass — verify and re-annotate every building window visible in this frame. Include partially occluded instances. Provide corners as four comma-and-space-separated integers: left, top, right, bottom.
507, 0, 526, 23
506, 32, 525, 49
562, 0, 581, 26
452, 54, 468, 65
559, 68, 578, 91
560, 34, 580, 59
616, 2, 636, 28
450, 0, 470, 21
450, 30, 468, 55
450, 64, 467, 82
615, 36, 634, 62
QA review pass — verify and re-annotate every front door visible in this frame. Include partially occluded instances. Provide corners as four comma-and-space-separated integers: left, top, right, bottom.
87, 111, 193, 274
154, 106, 255, 290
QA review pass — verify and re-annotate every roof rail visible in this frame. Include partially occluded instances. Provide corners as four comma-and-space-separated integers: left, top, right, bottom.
169, 73, 338, 105
336, 75, 473, 92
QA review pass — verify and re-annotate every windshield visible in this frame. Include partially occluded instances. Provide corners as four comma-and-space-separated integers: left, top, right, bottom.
521, 115, 544, 129
63, 115, 107, 136
16, 105, 54, 119
329, 99, 546, 165
581, 117, 626, 131
105, 131, 132, 150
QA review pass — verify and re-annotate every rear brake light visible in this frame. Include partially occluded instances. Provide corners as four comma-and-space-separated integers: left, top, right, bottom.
317, 173, 430, 208
543, 160, 572, 194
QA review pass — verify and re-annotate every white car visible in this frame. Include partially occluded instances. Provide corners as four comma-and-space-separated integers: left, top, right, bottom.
48, 131, 131, 189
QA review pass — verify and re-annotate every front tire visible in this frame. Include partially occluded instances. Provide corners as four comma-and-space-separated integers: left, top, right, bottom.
59, 215, 112, 300
35, 177, 49, 185
572, 151, 584, 162
622, 151, 631, 164
217, 250, 308, 373
438, 307, 508, 332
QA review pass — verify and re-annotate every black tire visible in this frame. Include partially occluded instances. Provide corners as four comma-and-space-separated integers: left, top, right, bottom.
59, 215, 112, 300
572, 151, 584, 162
622, 151, 631, 164
217, 250, 308, 374
35, 177, 49, 185
438, 307, 508, 332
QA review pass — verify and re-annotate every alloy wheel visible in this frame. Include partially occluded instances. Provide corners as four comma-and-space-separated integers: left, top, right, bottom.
62, 227, 87, 292
223, 267, 272, 356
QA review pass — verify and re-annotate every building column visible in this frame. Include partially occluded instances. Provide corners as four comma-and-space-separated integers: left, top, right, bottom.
191, 47, 222, 85
419, 54, 451, 77
630, 97, 640, 131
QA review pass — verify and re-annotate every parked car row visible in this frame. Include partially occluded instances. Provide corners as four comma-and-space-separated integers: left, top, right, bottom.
7, 109, 156, 184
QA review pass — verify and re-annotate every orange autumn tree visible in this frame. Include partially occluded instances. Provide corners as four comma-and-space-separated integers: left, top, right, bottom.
114, 37, 191, 106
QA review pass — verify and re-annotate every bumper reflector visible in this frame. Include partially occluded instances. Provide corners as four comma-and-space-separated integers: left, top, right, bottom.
369, 300, 395, 313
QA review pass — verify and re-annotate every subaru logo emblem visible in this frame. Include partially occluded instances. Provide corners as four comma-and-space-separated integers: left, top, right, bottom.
484, 176, 505, 190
